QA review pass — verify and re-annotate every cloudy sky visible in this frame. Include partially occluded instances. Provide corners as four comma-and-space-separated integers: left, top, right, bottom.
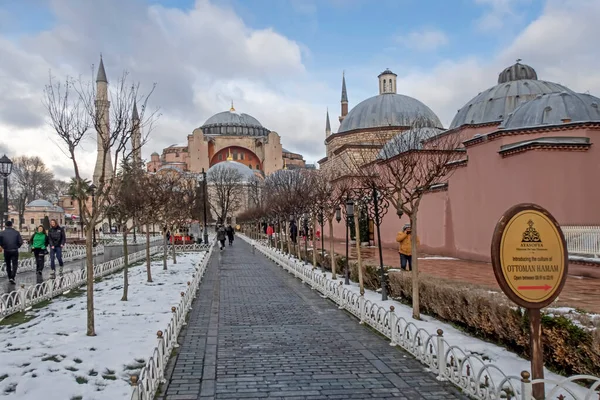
0, 0, 599, 180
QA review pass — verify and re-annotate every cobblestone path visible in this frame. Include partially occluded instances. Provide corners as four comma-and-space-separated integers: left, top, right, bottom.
161, 240, 466, 400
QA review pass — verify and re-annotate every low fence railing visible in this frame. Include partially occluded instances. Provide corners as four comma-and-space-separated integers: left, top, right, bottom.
244, 236, 600, 400
0, 242, 214, 321
130, 241, 215, 400
562, 226, 600, 258
103, 235, 164, 246
1, 245, 105, 278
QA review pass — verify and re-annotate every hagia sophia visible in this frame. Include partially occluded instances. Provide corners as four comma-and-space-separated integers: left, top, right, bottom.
323, 61, 600, 262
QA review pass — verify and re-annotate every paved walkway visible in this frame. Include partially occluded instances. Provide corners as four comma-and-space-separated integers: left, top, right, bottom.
162, 240, 465, 400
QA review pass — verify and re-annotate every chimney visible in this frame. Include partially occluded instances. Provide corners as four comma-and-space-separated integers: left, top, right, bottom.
561, 118, 571, 123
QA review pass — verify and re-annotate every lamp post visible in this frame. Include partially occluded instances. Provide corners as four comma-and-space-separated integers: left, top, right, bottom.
0, 155, 13, 230
88, 183, 97, 247
318, 207, 325, 272
202, 168, 208, 244
344, 198, 354, 285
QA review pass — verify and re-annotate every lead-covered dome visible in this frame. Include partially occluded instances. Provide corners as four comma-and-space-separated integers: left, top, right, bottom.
207, 161, 260, 183
201, 109, 269, 136
450, 62, 574, 129
339, 94, 443, 133
27, 199, 64, 213
501, 92, 600, 130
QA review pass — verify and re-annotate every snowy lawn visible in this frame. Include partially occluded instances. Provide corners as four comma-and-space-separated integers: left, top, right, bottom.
0, 252, 202, 400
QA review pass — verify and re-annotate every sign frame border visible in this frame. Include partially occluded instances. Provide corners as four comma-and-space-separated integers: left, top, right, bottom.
491, 203, 569, 309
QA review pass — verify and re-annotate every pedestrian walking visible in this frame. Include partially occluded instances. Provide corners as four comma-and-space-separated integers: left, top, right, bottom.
217, 225, 226, 250
30, 225, 49, 275
0, 221, 24, 284
396, 224, 419, 271
226, 224, 235, 246
290, 220, 298, 244
266, 224, 274, 247
48, 219, 66, 277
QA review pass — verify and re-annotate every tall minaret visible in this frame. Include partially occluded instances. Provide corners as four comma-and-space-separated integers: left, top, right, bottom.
93, 56, 113, 185
325, 108, 331, 137
131, 102, 142, 166
339, 71, 348, 124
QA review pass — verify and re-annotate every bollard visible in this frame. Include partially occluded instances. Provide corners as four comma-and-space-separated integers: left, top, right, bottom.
437, 329, 445, 380
389, 306, 397, 346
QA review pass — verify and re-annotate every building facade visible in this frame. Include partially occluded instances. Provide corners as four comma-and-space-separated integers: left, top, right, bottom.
322, 62, 600, 262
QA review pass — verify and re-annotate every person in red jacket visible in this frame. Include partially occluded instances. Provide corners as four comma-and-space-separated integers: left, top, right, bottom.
266, 224, 274, 247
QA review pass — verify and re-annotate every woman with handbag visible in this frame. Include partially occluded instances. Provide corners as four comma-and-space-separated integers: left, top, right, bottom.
30, 225, 49, 275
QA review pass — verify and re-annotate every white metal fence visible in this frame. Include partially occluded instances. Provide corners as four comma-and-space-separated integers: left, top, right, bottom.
245, 236, 600, 400
562, 226, 600, 258
0, 242, 214, 321
103, 234, 164, 246
130, 240, 215, 400
1, 245, 105, 278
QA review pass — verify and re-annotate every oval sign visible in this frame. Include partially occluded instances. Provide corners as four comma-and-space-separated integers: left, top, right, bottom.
491, 204, 568, 309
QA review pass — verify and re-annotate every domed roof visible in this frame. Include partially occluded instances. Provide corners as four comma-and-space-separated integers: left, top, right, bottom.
207, 161, 258, 182
378, 127, 445, 159
501, 92, 600, 130
339, 94, 443, 133
378, 68, 397, 77
27, 199, 64, 213
201, 109, 269, 137
449, 67, 573, 129
498, 61, 538, 84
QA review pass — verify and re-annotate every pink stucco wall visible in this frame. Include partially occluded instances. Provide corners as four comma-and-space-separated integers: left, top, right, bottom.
330, 126, 600, 262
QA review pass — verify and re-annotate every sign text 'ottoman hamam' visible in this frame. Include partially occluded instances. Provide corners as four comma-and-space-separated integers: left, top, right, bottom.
491, 203, 568, 399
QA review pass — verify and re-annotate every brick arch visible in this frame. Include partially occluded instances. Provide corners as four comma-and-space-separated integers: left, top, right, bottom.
210, 146, 262, 171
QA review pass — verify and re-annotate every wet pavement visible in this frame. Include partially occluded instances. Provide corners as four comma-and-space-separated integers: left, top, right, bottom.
0, 243, 147, 295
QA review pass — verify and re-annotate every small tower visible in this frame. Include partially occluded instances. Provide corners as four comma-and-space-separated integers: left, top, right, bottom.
325, 108, 331, 138
339, 72, 348, 124
131, 102, 142, 167
378, 68, 397, 94
93, 55, 114, 185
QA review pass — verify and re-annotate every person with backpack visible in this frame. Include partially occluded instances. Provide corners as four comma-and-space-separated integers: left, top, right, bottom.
30, 225, 49, 275
0, 221, 23, 284
225, 224, 235, 246
217, 225, 226, 250
48, 219, 66, 277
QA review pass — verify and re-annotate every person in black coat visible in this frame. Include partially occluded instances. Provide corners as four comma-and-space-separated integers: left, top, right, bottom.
48, 219, 66, 275
0, 221, 24, 284
225, 225, 234, 246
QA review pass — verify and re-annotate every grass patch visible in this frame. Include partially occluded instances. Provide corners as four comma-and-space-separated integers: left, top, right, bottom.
65, 366, 78, 372
102, 369, 117, 380
63, 289, 84, 299
88, 369, 98, 376
73, 358, 82, 364
70, 396, 83, 400
75, 376, 88, 384
4, 383, 16, 393
41, 355, 62, 363
0, 374, 8, 382
124, 359, 145, 371
0, 312, 36, 327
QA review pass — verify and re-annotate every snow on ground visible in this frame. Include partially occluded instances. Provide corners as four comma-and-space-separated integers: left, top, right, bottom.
267, 247, 597, 398
0, 252, 202, 400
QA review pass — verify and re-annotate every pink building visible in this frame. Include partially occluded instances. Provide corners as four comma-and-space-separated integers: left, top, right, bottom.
321, 62, 600, 262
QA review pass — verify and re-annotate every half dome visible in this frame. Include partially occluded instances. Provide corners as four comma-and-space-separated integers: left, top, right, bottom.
339, 94, 443, 133
501, 92, 600, 130
201, 110, 268, 136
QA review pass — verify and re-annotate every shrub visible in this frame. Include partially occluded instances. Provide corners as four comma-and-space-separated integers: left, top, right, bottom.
387, 271, 600, 376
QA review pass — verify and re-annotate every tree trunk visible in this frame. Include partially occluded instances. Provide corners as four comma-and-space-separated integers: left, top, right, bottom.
354, 208, 364, 295
163, 230, 168, 270
286, 221, 292, 256
329, 218, 336, 279
312, 214, 317, 267
172, 233, 177, 264
85, 225, 96, 336
279, 220, 284, 252
121, 231, 129, 301
410, 212, 420, 320
146, 224, 152, 282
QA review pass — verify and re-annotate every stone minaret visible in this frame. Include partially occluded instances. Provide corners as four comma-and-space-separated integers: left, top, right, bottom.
339, 72, 348, 124
378, 68, 397, 94
93, 56, 113, 185
325, 108, 331, 138
132, 102, 142, 166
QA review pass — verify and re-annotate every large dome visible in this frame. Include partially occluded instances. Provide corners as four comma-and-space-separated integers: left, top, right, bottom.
201, 109, 269, 136
207, 161, 259, 183
501, 92, 600, 130
27, 199, 64, 213
339, 94, 443, 133
449, 62, 574, 130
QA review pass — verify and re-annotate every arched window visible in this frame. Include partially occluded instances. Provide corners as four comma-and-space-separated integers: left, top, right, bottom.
31, 218, 34, 224
389, 79, 393, 92
218, 154, 223, 161
240, 152, 245, 160
256, 164, 260, 170
249, 165, 252, 169
382, 80, 387, 92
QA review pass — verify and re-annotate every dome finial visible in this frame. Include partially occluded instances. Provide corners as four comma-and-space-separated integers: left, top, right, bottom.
516, 58, 522, 63
226, 148, 233, 161
230, 100, 235, 112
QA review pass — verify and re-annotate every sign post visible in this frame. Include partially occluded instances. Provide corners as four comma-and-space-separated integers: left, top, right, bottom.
491, 203, 568, 400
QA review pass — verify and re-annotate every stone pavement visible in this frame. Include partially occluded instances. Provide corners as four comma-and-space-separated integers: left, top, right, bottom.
161, 240, 466, 400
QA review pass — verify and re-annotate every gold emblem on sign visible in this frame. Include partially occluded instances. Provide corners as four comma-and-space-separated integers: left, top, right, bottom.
522, 220, 541, 243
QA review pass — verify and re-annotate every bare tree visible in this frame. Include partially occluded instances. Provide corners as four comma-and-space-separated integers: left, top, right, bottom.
207, 164, 245, 224
168, 174, 198, 264
376, 119, 463, 319
150, 169, 182, 270
9, 156, 56, 229
43, 68, 158, 336
138, 171, 159, 282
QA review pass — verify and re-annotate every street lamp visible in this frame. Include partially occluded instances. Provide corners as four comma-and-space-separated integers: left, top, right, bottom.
335, 206, 341, 223
344, 198, 354, 285
0, 155, 13, 230
318, 207, 325, 272
87, 183, 97, 247
202, 168, 208, 244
